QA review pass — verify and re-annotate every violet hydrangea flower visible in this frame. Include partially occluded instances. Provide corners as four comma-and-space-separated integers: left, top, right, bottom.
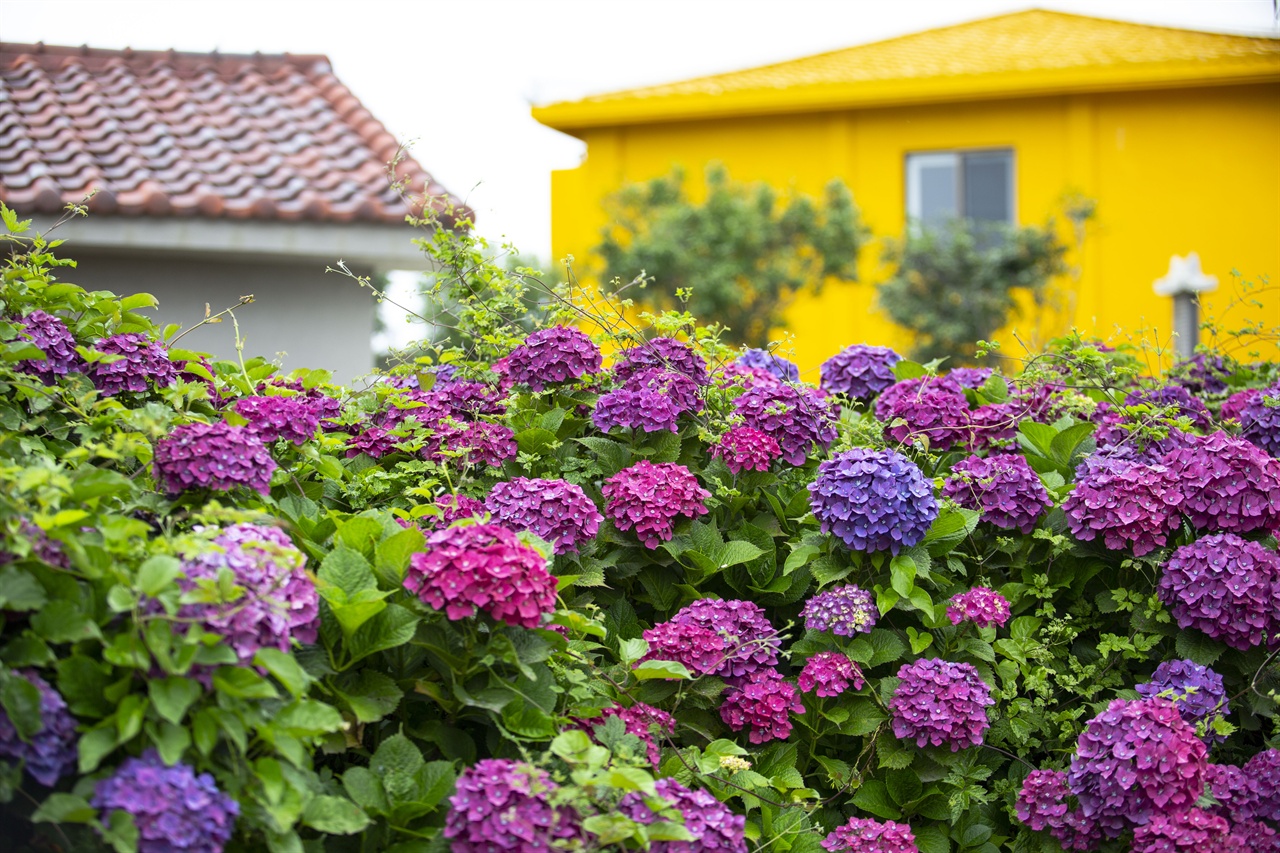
819, 344, 901, 400
577, 703, 675, 766
889, 658, 994, 751
669, 599, 781, 682
1242, 749, 1280, 823
1124, 385, 1213, 429
719, 669, 804, 743
603, 461, 710, 549
0, 670, 77, 786
153, 421, 276, 496
421, 493, 486, 529
614, 337, 709, 386
1159, 431, 1280, 534
808, 448, 938, 554
821, 816, 918, 853
1170, 353, 1230, 395
0, 519, 70, 569
1063, 456, 1181, 556
1015, 769, 1101, 852
946, 587, 1012, 629
734, 382, 838, 465
405, 523, 557, 629
1240, 384, 1280, 456
737, 347, 799, 382
1157, 533, 1280, 651
876, 380, 972, 450
711, 426, 781, 474
1130, 808, 1242, 853
617, 777, 747, 852
10, 309, 82, 383
943, 454, 1052, 534
1135, 659, 1229, 742
1221, 388, 1261, 424
965, 402, 1021, 450
87, 332, 178, 396
800, 584, 877, 636
424, 419, 517, 469
485, 477, 602, 554
638, 621, 730, 676
504, 326, 603, 391
797, 652, 864, 698
93, 750, 239, 853
444, 758, 578, 851
948, 367, 994, 389
233, 395, 321, 446
593, 387, 681, 433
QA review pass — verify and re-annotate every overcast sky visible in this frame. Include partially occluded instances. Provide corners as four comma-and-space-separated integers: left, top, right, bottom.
4, 0, 1277, 261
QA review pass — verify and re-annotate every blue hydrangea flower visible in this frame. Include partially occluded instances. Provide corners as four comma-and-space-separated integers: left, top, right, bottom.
808, 448, 938, 553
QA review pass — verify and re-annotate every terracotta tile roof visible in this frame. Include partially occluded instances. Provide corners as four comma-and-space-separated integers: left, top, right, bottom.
534, 10, 1280, 131
0, 42, 466, 226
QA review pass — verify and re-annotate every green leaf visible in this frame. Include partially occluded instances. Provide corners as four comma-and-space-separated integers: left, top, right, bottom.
852, 779, 902, 819
56, 655, 114, 717
632, 660, 693, 681
319, 546, 378, 596
30, 599, 100, 643
372, 734, 425, 803
342, 767, 389, 814
374, 527, 426, 587
302, 795, 371, 835
152, 719, 191, 765
719, 539, 765, 568
868, 629, 908, 667
148, 677, 202, 725
119, 292, 159, 311
784, 543, 820, 575
0, 566, 47, 611
894, 360, 927, 380
32, 793, 96, 824
1017, 421, 1058, 457
575, 436, 630, 475
914, 824, 951, 853
346, 604, 418, 664
136, 555, 183, 596
335, 671, 404, 723
253, 648, 312, 698
335, 517, 384, 559
275, 700, 345, 736
885, 769, 922, 806
1176, 630, 1228, 666
78, 725, 118, 773
212, 667, 279, 700
1049, 421, 1096, 464
890, 555, 917, 596
0, 672, 43, 739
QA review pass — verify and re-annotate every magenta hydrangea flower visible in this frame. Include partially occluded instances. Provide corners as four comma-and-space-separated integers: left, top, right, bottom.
737, 347, 799, 382
1204, 762, 1251, 822
485, 477, 602, 554
344, 425, 401, 459
1062, 456, 1181, 556
1135, 659, 1229, 742
1159, 431, 1280, 534
800, 584, 877, 636
444, 759, 578, 851
1230, 820, 1280, 852
593, 387, 682, 433
808, 448, 939, 554
425, 419, 517, 468
1221, 388, 1261, 424
877, 380, 972, 450
734, 382, 838, 465
11, 309, 82, 384
719, 669, 804, 743
603, 461, 710, 549
669, 599, 781, 681
1130, 808, 1243, 853
947, 587, 1012, 629
0, 519, 70, 569
87, 332, 178, 396
233, 395, 321, 446
504, 326, 603, 391
1015, 769, 1101, 851
874, 375, 964, 417
617, 777, 747, 852
1066, 698, 1207, 837
889, 658, 993, 751
614, 337, 710, 386
943, 454, 1052, 534
966, 402, 1021, 450
1240, 384, 1280, 456
405, 523, 556, 629
577, 703, 676, 765
179, 524, 318, 666
1242, 749, 1280, 823
821, 816, 918, 853
1125, 385, 1213, 429
798, 652, 864, 697
1170, 353, 1230, 395
376, 389, 451, 431
711, 426, 781, 474
93, 750, 239, 853
254, 376, 343, 425
639, 621, 731, 676
627, 368, 702, 413
435, 379, 506, 417
948, 367, 994, 389
819, 344, 901, 400
1157, 533, 1280, 651
422, 493, 486, 528
153, 421, 276, 496
0, 670, 77, 786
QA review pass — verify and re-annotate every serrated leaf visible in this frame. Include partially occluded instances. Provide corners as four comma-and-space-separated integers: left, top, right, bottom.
0, 566, 47, 611
302, 795, 370, 835
335, 671, 404, 723
148, 677, 201, 725
852, 779, 902, 819
1176, 630, 1227, 666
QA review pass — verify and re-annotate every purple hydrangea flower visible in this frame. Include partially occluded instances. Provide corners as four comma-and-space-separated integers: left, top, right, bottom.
93, 750, 239, 853
1230, 820, 1280, 852
153, 421, 276, 496
1221, 388, 1261, 424
1130, 808, 1242, 853
1205, 762, 1251, 822
577, 703, 675, 766
669, 599, 781, 682
966, 402, 1021, 450
485, 477, 602, 554
638, 621, 730, 676
737, 348, 799, 382
0, 670, 77, 786
713, 361, 780, 392
808, 448, 939, 554
627, 368, 703, 413
87, 333, 178, 396
405, 524, 556, 629
1062, 456, 1181, 556
603, 461, 710, 549
820, 344, 901, 400
943, 454, 1052, 534
1016, 769, 1103, 851
617, 777, 747, 852
1169, 353, 1229, 395
800, 584, 877, 636
376, 389, 451, 431
0, 519, 70, 569
254, 376, 343, 425
435, 379, 506, 417
424, 419, 517, 469
1157, 533, 1280, 651
734, 383, 838, 466
179, 524, 318, 666
947, 587, 1012, 628
1242, 749, 1280, 823
344, 425, 401, 459
593, 387, 682, 433
711, 426, 781, 474
614, 337, 709, 386
948, 367, 994, 389
233, 395, 321, 446
444, 759, 578, 851
1135, 659, 1229, 742
889, 658, 993, 751
1124, 385, 1213, 429
504, 326, 603, 392
1066, 698, 1207, 837
876, 380, 972, 451
1240, 384, 1280, 457
11, 309, 82, 383
797, 652, 864, 698
821, 816, 918, 853
719, 670, 804, 743
422, 493, 487, 528
874, 375, 964, 419
1159, 431, 1280, 534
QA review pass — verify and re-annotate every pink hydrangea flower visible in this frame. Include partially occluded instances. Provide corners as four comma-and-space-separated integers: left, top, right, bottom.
1015, 769, 1101, 851
603, 460, 709, 549
711, 426, 781, 474
485, 477, 602, 554
943, 454, 1052, 534
889, 658, 993, 751
719, 670, 804, 743
798, 652, 864, 697
947, 587, 1012, 629
445, 759, 578, 851
1157, 533, 1280, 651
821, 816, 918, 853
153, 421, 276, 496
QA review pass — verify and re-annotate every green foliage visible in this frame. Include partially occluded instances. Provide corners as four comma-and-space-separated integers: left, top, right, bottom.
596, 163, 869, 346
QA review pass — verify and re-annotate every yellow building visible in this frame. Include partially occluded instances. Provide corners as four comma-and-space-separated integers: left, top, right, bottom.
533, 9, 1280, 372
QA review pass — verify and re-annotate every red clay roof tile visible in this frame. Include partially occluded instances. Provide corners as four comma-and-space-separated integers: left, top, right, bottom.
0, 42, 467, 227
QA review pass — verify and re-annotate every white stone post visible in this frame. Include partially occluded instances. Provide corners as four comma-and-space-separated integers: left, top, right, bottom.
1153, 253, 1217, 359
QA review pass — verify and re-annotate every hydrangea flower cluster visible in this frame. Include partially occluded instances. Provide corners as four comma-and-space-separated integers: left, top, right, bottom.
734, 383, 838, 465
819, 344, 901, 400
1062, 456, 1182, 556
1240, 384, 1280, 457
873, 375, 963, 419
87, 332, 178, 396
485, 477, 602, 554
434, 379, 506, 417
1204, 762, 1250, 821
800, 584, 877, 636
255, 377, 343, 424
1015, 769, 1101, 851
1157, 533, 1280, 651
444, 758, 578, 852
617, 777, 747, 852
1221, 387, 1261, 423
504, 326, 603, 391
12, 309, 82, 384
92, 750, 239, 853
889, 659, 993, 751
948, 367, 994, 389
1125, 385, 1213, 429
628, 367, 703, 412
808, 448, 938, 554
424, 419, 517, 468
1135, 659, 1229, 741
153, 421, 276, 496
405, 524, 556, 629
719, 670, 805, 743
711, 426, 781, 474
179, 524, 318, 665
943, 454, 1052, 534
876, 380, 972, 450
376, 389, 451, 431
639, 621, 730, 676
593, 369, 702, 434
579, 703, 676, 765
669, 599, 781, 681
233, 395, 321, 445
1159, 431, 1280, 534
614, 337, 710, 386
798, 652, 864, 697
737, 347, 799, 382
0, 670, 77, 786
603, 461, 710, 548
713, 360, 778, 391
0, 519, 70, 569
821, 816, 918, 853
1130, 808, 1242, 853
1066, 698, 1207, 837
1242, 749, 1280, 822
1170, 353, 1229, 395
344, 425, 400, 459
947, 587, 1012, 628
966, 402, 1021, 450
423, 493, 486, 528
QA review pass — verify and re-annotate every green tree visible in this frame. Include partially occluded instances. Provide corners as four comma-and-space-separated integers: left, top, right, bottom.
877, 219, 1069, 364
595, 163, 869, 346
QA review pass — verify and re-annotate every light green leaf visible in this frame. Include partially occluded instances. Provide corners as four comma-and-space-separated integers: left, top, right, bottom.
301, 796, 371, 835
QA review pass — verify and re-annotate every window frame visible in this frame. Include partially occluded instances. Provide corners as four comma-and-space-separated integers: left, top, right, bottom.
904, 147, 1017, 230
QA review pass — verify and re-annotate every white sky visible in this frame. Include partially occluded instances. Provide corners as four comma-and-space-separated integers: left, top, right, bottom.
4, 0, 1277, 264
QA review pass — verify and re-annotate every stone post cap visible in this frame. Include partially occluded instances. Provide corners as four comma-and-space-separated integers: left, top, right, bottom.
1153, 253, 1218, 296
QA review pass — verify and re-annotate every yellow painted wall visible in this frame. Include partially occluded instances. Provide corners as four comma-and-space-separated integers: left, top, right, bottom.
549, 82, 1280, 375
